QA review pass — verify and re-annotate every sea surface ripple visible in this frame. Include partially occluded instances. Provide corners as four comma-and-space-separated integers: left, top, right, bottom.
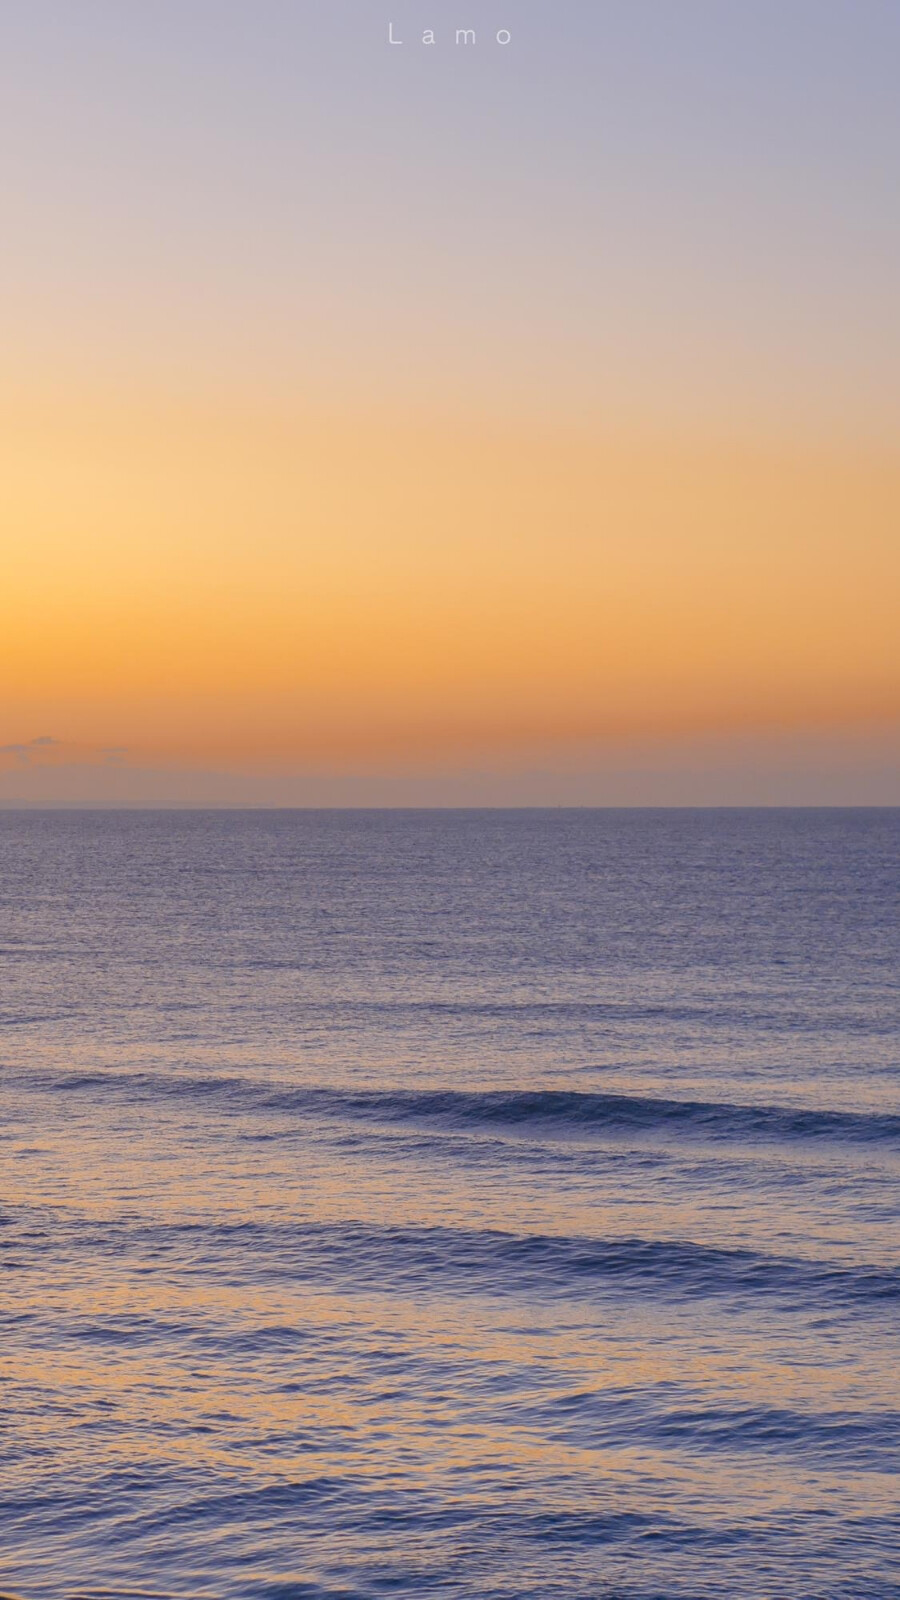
1, 809, 898, 1599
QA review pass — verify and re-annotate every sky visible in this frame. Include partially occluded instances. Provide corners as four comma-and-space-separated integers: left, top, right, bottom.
1, 0, 898, 805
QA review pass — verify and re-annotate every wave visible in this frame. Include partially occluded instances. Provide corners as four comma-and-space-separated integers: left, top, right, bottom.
527, 1394, 900, 1470
30, 1069, 900, 1148
192, 988, 894, 1031
21, 1212, 896, 1311
244, 1221, 900, 1307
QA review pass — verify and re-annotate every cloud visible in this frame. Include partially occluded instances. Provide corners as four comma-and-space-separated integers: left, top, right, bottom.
0, 737, 129, 772
0, 736, 60, 765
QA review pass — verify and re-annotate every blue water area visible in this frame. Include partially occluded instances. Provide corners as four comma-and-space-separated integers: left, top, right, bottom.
0, 808, 897, 1599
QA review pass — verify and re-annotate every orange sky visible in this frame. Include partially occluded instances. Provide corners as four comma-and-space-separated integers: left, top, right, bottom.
2, 2, 898, 802
3, 390, 898, 769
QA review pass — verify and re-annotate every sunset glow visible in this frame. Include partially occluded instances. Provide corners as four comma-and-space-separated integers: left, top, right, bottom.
2, 0, 898, 801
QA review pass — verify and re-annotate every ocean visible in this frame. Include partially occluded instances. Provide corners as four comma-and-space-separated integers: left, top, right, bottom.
1, 808, 897, 1599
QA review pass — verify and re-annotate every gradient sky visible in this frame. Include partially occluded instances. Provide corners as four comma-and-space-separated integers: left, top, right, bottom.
2, 0, 898, 804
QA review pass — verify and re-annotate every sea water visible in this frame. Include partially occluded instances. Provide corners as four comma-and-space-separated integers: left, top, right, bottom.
0, 809, 897, 1599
